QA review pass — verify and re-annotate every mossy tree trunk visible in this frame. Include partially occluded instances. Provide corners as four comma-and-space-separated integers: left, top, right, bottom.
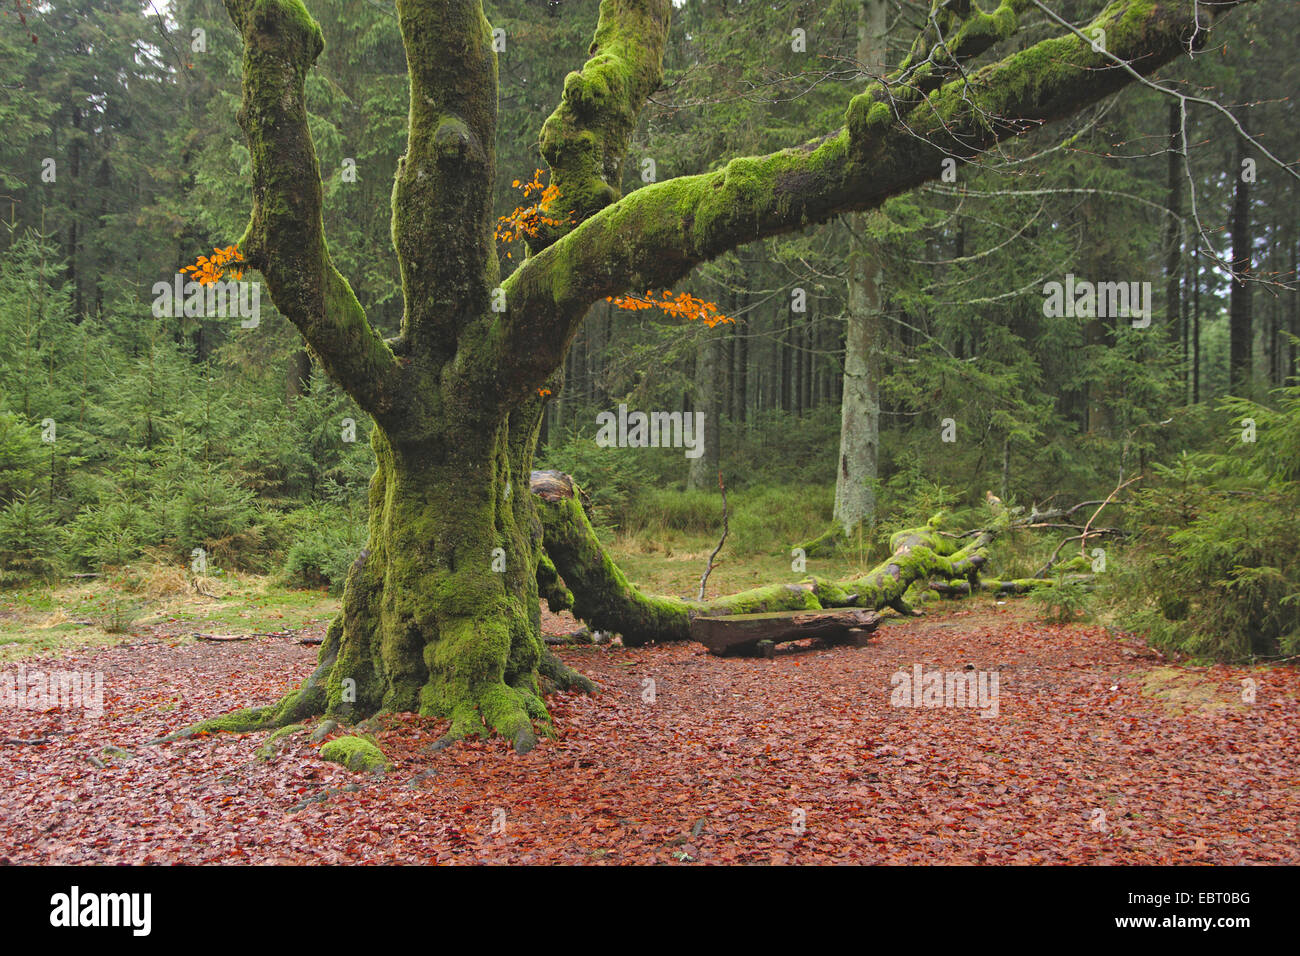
199, 0, 1257, 750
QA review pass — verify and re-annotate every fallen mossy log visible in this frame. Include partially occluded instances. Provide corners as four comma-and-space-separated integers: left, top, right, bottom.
928, 578, 1048, 597
927, 574, 1093, 597
531, 470, 1004, 647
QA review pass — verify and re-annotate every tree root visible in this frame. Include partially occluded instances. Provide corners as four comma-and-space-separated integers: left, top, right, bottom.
146, 685, 327, 745
147, 633, 337, 744
539, 647, 598, 695
537, 553, 574, 612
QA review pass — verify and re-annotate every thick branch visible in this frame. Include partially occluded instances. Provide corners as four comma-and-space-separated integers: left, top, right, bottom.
897, 0, 1026, 91
534, 0, 672, 251
392, 0, 499, 359
224, 0, 402, 419
502, 0, 1255, 390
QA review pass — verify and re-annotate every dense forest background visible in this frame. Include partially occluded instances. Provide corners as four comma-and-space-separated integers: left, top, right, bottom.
1, 0, 1297, 662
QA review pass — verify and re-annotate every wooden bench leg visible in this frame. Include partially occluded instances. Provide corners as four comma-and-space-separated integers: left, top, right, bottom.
756, 640, 775, 659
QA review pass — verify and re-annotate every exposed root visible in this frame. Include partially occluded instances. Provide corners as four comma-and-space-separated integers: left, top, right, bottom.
148, 628, 338, 744
538, 647, 598, 695
429, 682, 549, 755
146, 683, 327, 745
537, 553, 574, 612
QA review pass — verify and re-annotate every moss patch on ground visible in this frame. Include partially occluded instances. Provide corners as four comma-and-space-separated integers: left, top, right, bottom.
319, 734, 390, 773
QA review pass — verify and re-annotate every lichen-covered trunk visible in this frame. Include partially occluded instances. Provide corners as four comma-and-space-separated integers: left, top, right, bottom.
834, 244, 883, 539
832, 0, 889, 542
318, 415, 550, 750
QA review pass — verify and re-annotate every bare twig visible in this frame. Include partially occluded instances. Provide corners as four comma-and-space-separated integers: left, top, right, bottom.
698, 473, 730, 601
1081, 475, 1143, 558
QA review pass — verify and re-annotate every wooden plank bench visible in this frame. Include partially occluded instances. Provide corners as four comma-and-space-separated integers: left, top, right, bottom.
689, 608, 881, 657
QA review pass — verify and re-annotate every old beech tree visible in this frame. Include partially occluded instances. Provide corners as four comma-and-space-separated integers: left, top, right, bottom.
183, 0, 1257, 750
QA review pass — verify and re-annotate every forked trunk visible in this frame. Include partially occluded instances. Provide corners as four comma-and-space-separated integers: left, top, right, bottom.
320, 416, 550, 750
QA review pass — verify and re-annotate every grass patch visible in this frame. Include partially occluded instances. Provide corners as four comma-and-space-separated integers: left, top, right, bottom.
1135, 666, 1247, 716
620, 484, 838, 557
0, 565, 338, 662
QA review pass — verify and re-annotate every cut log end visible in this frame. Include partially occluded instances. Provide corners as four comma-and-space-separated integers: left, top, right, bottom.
530, 469, 575, 503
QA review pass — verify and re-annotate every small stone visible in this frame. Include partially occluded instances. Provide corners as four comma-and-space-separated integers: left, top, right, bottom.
289, 788, 337, 812
409, 769, 439, 789
308, 719, 339, 744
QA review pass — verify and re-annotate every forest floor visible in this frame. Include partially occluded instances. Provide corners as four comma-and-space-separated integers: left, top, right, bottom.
2, 585, 1297, 864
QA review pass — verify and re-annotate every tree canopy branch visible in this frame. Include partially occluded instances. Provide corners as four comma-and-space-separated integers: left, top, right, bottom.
393, 0, 500, 361
501, 0, 1256, 389
534, 0, 672, 250
224, 0, 402, 419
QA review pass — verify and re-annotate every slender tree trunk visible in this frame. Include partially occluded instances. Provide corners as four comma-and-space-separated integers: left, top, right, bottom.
725, 292, 737, 421
1182, 251, 1191, 401
1284, 232, 1294, 382
1000, 435, 1011, 502
1229, 132, 1253, 392
832, 0, 889, 540
688, 332, 722, 489
736, 290, 749, 425
781, 312, 793, 413
835, 237, 883, 536
763, 308, 773, 413
286, 349, 312, 403
1165, 102, 1182, 339
1193, 248, 1201, 403
802, 311, 814, 412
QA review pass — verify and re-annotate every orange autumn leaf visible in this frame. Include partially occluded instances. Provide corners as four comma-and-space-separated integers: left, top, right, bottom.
495, 170, 575, 248
606, 290, 735, 328
180, 243, 245, 286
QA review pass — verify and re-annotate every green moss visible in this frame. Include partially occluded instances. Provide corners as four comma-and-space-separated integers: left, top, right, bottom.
533, 0, 672, 251
537, 485, 693, 645
319, 734, 390, 773
190, 705, 276, 735
537, 553, 573, 611
267, 722, 308, 742
706, 583, 821, 616
255, 722, 307, 760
